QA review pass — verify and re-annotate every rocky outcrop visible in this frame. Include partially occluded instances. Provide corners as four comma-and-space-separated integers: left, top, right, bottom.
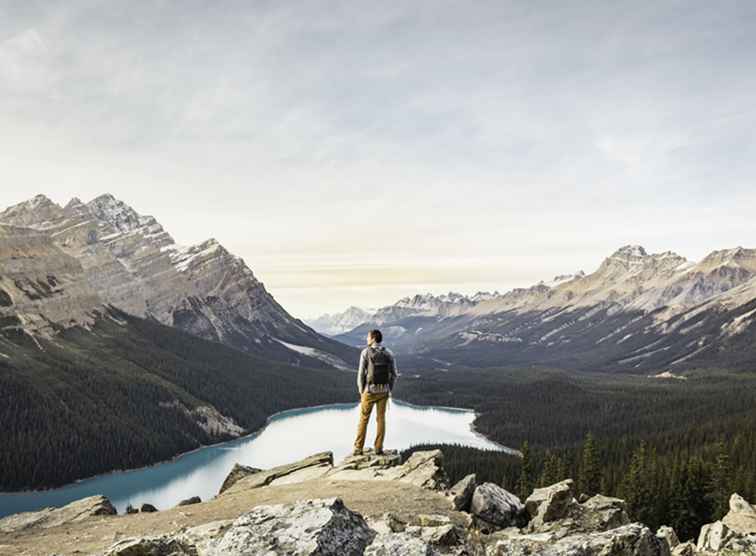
489, 522, 665, 556
2, 451, 753, 556
0, 495, 116, 533
222, 451, 334, 494
217, 463, 263, 494
696, 493, 756, 554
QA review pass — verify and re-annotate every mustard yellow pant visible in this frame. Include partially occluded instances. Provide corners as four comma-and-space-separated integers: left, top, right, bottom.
353, 391, 389, 452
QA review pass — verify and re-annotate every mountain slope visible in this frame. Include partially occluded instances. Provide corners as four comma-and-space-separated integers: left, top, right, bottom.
330, 245, 756, 372
0, 307, 354, 491
0, 195, 356, 369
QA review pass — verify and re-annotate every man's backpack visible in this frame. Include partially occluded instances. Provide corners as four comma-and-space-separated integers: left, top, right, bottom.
366, 347, 392, 386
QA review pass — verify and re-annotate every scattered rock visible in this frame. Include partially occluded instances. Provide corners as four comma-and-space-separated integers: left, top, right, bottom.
140, 503, 158, 513
208, 497, 375, 555
125, 504, 138, 515
177, 496, 202, 507
105, 535, 197, 556
0, 495, 116, 533
470, 483, 524, 529
447, 474, 476, 512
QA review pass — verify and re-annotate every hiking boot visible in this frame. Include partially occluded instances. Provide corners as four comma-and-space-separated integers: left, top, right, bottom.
374, 448, 384, 455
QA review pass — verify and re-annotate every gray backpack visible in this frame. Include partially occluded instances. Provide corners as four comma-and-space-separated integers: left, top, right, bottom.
366, 347, 392, 386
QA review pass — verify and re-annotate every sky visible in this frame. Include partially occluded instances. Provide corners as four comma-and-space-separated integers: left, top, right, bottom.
1, 1, 755, 318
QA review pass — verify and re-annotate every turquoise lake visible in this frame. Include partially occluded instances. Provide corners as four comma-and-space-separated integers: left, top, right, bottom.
0, 399, 509, 518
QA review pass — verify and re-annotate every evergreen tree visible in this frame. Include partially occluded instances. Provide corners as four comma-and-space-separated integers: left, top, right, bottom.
516, 441, 533, 500
708, 440, 732, 520
579, 433, 600, 496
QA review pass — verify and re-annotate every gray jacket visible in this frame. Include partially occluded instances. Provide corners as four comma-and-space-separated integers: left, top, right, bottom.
357, 344, 398, 394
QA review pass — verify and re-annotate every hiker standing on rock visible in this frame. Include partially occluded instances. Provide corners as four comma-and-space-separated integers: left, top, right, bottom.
353, 329, 398, 456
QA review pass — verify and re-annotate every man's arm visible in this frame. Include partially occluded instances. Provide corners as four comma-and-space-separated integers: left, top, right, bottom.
357, 349, 367, 394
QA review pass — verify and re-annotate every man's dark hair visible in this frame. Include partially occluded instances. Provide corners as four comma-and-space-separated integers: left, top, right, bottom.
369, 329, 383, 344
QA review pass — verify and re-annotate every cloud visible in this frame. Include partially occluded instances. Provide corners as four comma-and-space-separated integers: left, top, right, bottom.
1, 1, 755, 315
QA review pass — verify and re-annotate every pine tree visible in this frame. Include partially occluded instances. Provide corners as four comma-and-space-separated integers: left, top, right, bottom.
708, 440, 732, 520
539, 451, 560, 487
516, 441, 533, 500
579, 433, 600, 496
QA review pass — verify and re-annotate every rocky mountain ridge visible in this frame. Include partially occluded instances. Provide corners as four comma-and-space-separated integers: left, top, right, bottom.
323, 245, 756, 372
1, 449, 753, 555
0, 194, 354, 369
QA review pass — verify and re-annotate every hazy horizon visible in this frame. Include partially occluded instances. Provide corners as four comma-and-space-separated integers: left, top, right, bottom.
2, 2, 755, 317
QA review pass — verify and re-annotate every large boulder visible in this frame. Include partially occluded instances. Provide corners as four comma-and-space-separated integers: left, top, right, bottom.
207, 497, 375, 555
177, 496, 202, 507
447, 474, 477, 512
470, 483, 524, 528
0, 495, 116, 533
490, 522, 667, 556
218, 463, 263, 494
105, 535, 197, 556
525, 479, 575, 524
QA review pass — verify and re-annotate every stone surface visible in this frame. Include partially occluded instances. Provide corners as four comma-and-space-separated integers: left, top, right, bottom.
470, 483, 524, 528
327, 450, 450, 491
140, 503, 158, 513
177, 496, 202, 507
364, 532, 435, 556
222, 451, 333, 494
104, 535, 198, 556
0, 495, 116, 533
722, 492, 756, 535
490, 522, 666, 556
207, 497, 375, 555
218, 463, 263, 494
447, 474, 477, 512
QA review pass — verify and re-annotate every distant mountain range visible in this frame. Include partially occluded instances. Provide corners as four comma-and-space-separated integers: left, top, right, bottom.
0, 194, 355, 370
310, 245, 756, 372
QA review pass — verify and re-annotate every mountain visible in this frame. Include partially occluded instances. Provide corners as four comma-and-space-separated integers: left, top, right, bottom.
329, 245, 756, 372
306, 306, 375, 336
0, 215, 356, 490
0, 194, 355, 369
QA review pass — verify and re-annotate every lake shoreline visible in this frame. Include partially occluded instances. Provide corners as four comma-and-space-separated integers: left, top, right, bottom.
0, 398, 509, 498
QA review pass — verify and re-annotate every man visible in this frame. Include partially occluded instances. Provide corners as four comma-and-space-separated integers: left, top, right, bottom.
353, 329, 398, 456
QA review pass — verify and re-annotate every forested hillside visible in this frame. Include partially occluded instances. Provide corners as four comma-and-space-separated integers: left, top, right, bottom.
0, 309, 354, 490
400, 367, 756, 541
